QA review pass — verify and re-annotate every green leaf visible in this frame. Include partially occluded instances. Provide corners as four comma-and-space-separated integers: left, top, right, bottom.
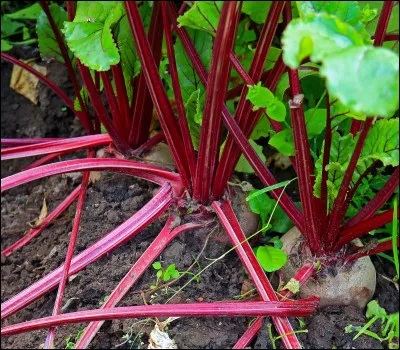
235, 140, 266, 173
320, 46, 399, 118
246, 83, 286, 122
156, 270, 163, 279
254, 245, 287, 272
64, 2, 124, 71
248, 189, 296, 234
176, 29, 212, 149
275, 63, 320, 101
360, 118, 399, 168
37, 4, 70, 63
297, 1, 361, 26
242, 1, 272, 24
174, 30, 213, 106
314, 132, 357, 206
360, 4, 378, 24
22, 26, 29, 40
1, 39, 12, 51
5, 3, 42, 20
185, 89, 202, 150
250, 116, 272, 140
177, 1, 223, 34
164, 264, 178, 281
1, 16, 25, 36
152, 262, 162, 270
115, 15, 140, 101
360, 2, 398, 37
268, 204, 296, 233
316, 119, 399, 208
248, 190, 273, 232
366, 300, 387, 319
269, 129, 295, 156
330, 99, 367, 125
269, 236, 283, 249
246, 82, 275, 108
282, 13, 365, 69
267, 99, 286, 122
296, 1, 370, 41
74, 87, 89, 112
115, 16, 139, 78
267, 108, 326, 157
304, 108, 326, 137
170, 269, 180, 279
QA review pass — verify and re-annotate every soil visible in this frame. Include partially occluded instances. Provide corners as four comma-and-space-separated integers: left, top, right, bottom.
1, 51, 399, 349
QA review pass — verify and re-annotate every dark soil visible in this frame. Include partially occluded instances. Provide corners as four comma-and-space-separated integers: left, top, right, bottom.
1, 52, 399, 349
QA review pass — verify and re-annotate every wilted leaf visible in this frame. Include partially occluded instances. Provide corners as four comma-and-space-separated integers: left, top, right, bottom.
281, 278, 300, 294
10, 59, 47, 104
148, 324, 178, 349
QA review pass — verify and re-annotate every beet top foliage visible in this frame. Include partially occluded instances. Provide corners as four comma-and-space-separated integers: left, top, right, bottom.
1, 1, 399, 349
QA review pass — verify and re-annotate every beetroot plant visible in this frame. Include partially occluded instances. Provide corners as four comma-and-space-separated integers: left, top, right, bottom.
1, 1, 399, 349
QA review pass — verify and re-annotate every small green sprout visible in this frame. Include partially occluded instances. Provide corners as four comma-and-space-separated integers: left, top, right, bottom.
99, 295, 109, 306
345, 300, 399, 348
65, 329, 84, 349
151, 261, 200, 289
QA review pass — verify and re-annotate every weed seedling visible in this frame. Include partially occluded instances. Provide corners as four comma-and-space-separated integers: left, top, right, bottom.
345, 300, 399, 348
99, 295, 109, 306
65, 329, 84, 349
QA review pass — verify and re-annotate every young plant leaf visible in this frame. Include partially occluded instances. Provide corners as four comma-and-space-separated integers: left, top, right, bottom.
282, 13, 365, 69
269, 236, 283, 249
37, 4, 70, 63
246, 82, 275, 108
360, 4, 378, 24
254, 245, 287, 272
246, 83, 286, 122
366, 300, 387, 319
152, 262, 162, 270
320, 46, 399, 118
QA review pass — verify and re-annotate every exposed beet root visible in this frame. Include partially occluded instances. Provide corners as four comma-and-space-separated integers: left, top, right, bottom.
280, 227, 376, 309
